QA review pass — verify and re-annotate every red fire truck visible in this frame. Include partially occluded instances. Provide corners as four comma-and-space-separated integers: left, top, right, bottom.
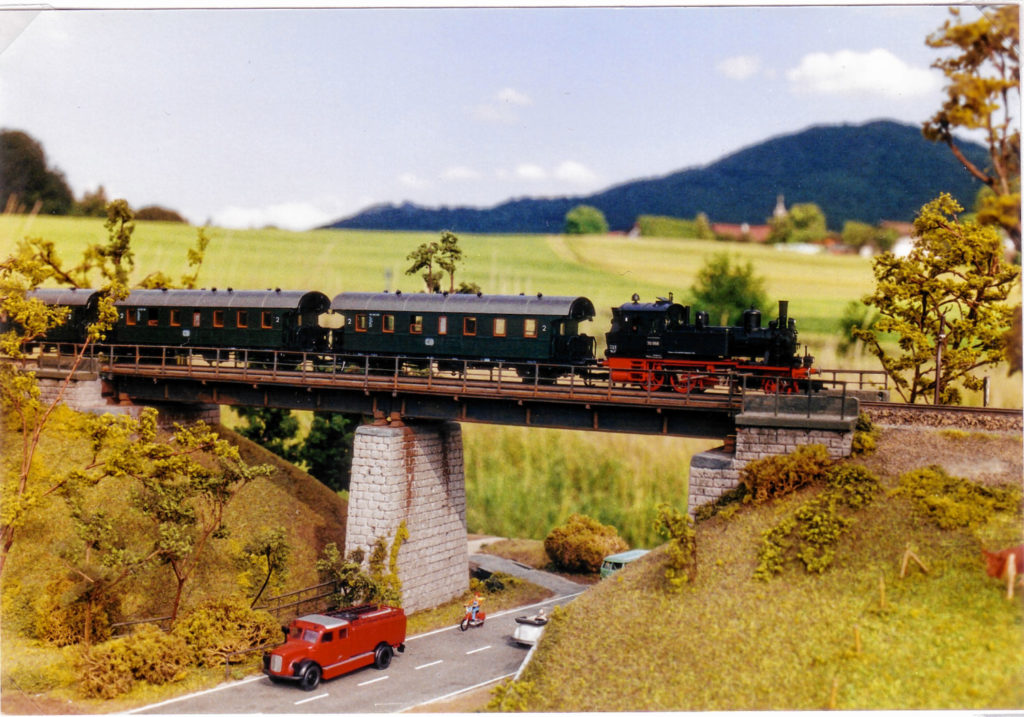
263, 604, 407, 691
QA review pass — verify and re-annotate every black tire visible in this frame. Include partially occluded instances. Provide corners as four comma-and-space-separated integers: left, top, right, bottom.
300, 663, 322, 691
459, 616, 470, 631
374, 644, 393, 669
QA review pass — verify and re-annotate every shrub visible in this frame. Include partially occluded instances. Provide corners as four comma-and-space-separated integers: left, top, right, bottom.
740, 444, 833, 504
755, 463, 880, 579
32, 580, 112, 647
171, 598, 279, 668
851, 412, 880, 456
894, 466, 1022, 530
654, 503, 696, 591
544, 514, 628, 573
75, 624, 190, 699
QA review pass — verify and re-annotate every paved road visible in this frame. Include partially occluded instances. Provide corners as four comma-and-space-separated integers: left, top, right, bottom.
129, 557, 584, 714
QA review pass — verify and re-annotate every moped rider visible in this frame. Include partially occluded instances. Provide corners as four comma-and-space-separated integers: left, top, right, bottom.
466, 592, 483, 621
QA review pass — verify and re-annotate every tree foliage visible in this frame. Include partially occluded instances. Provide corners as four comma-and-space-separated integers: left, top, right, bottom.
853, 194, 1019, 404
923, 6, 1020, 251
0, 129, 74, 215
297, 411, 358, 492
689, 252, 769, 326
405, 230, 468, 293
564, 205, 609, 235
768, 203, 827, 243
231, 407, 301, 463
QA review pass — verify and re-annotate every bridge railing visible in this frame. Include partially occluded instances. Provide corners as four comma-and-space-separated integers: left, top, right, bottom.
29, 341, 874, 412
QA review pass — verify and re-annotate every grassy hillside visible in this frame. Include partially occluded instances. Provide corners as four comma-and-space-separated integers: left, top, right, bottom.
506, 428, 1024, 711
0, 409, 347, 630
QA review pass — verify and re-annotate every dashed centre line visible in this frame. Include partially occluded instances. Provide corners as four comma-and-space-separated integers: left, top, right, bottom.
358, 675, 390, 686
294, 693, 329, 705
466, 645, 492, 655
415, 659, 444, 670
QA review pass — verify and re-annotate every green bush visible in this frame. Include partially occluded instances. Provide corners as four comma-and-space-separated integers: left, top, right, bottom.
654, 503, 696, 591
171, 598, 279, 668
755, 463, 880, 579
851, 412, 880, 456
75, 624, 190, 699
32, 580, 112, 647
740, 444, 833, 504
543, 514, 628, 573
894, 466, 1022, 530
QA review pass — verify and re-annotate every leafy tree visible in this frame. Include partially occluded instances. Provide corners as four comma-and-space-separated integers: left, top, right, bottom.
0, 199, 209, 575
231, 407, 301, 463
841, 221, 899, 253
316, 524, 407, 607
134, 205, 188, 223
239, 527, 291, 608
564, 205, 608, 235
768, 203, 827, 243
73, 186, 110, 218
0, 129, 74, 215
297, 411, 358, 492
690, 252, 769, 326
837, 301, 879, 358
405, 230, 468, 293
923, 6, 1020, 251
853, 194, 1019, 404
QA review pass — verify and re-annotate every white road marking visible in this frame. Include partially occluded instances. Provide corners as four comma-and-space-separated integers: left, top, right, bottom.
294, 692, 329, 705
400, 671, 516, 711
466, 645, 492, 655
415, 659, 444, 670
124, 675, 264, 713
358, 675, 390, 686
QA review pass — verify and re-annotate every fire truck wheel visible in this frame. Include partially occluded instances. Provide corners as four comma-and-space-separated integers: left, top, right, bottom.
374, 644, 393, 669
300, 663, 322, 691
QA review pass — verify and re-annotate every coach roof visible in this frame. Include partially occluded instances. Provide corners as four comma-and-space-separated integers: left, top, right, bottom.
27, 288, 100, 307
331, 292, 595, 321
115, 288, 331, 313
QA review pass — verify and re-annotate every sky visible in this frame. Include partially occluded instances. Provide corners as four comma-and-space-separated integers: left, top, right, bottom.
0, 3, 983, 231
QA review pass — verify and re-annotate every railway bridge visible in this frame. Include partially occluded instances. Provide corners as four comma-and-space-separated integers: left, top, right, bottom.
33, 348, 869, 611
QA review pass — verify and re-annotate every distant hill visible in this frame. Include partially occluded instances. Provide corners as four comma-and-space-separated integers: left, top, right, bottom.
323, 120, 989, 234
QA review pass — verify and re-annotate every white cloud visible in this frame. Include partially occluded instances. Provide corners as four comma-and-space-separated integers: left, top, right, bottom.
471, 87, 533, 123
786, 48, 941, 98
440, 165, 482, 181
211, 202, 335, 231
398, 172, 430, 189
496, 87, 532, 106
717, 55, 762, 81
515, 163, 547, 181
554, 160, 598, 185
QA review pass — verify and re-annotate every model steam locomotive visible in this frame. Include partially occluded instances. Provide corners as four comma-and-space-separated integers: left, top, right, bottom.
14, 286, 814, 393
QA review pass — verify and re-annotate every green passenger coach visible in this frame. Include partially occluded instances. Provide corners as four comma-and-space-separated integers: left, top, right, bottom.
330, 291, 596, 377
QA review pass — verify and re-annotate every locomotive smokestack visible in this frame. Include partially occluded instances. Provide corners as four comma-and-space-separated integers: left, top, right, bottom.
778, 300, 788, 328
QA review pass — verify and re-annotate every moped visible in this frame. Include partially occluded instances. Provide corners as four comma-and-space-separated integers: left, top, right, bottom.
459, 606, 486, 631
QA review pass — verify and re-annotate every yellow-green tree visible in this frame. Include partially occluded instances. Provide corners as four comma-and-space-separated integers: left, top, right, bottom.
923, 6, 1020, 252
853, 194, 1019, 404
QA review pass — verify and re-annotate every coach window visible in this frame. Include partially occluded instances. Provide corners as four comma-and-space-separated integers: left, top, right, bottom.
193, 311, 201, 328
355, 314, 369, 332
147, 309, 159, 327
213, 310, 225, 328
464, 317, 477, 336
383, 314, 395, 333
126, 310, 137, 326
438, 316, 448, 335
261, 311, 273, 329
524, 318, 537, 338
236, 311, 248, 328
493, 318, 506, 337
410, 315, 423, 334
169, 309, 182, 327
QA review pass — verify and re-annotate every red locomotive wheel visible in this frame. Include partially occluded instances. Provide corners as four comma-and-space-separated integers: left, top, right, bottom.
670, 373, 694, 394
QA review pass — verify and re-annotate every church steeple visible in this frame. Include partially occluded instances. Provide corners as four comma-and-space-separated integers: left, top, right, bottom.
773, 194, 788, 219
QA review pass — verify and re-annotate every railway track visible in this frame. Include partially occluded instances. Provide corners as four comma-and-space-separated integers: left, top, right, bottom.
862, 401, 1022, 432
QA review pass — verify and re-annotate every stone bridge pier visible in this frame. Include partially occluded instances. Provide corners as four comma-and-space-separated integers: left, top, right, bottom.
344, 421, 468, 613
688, 394, 860, 516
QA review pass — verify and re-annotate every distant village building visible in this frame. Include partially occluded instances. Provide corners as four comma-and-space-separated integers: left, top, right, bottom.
773, 194, 788, 219
711, 222, 772, 242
